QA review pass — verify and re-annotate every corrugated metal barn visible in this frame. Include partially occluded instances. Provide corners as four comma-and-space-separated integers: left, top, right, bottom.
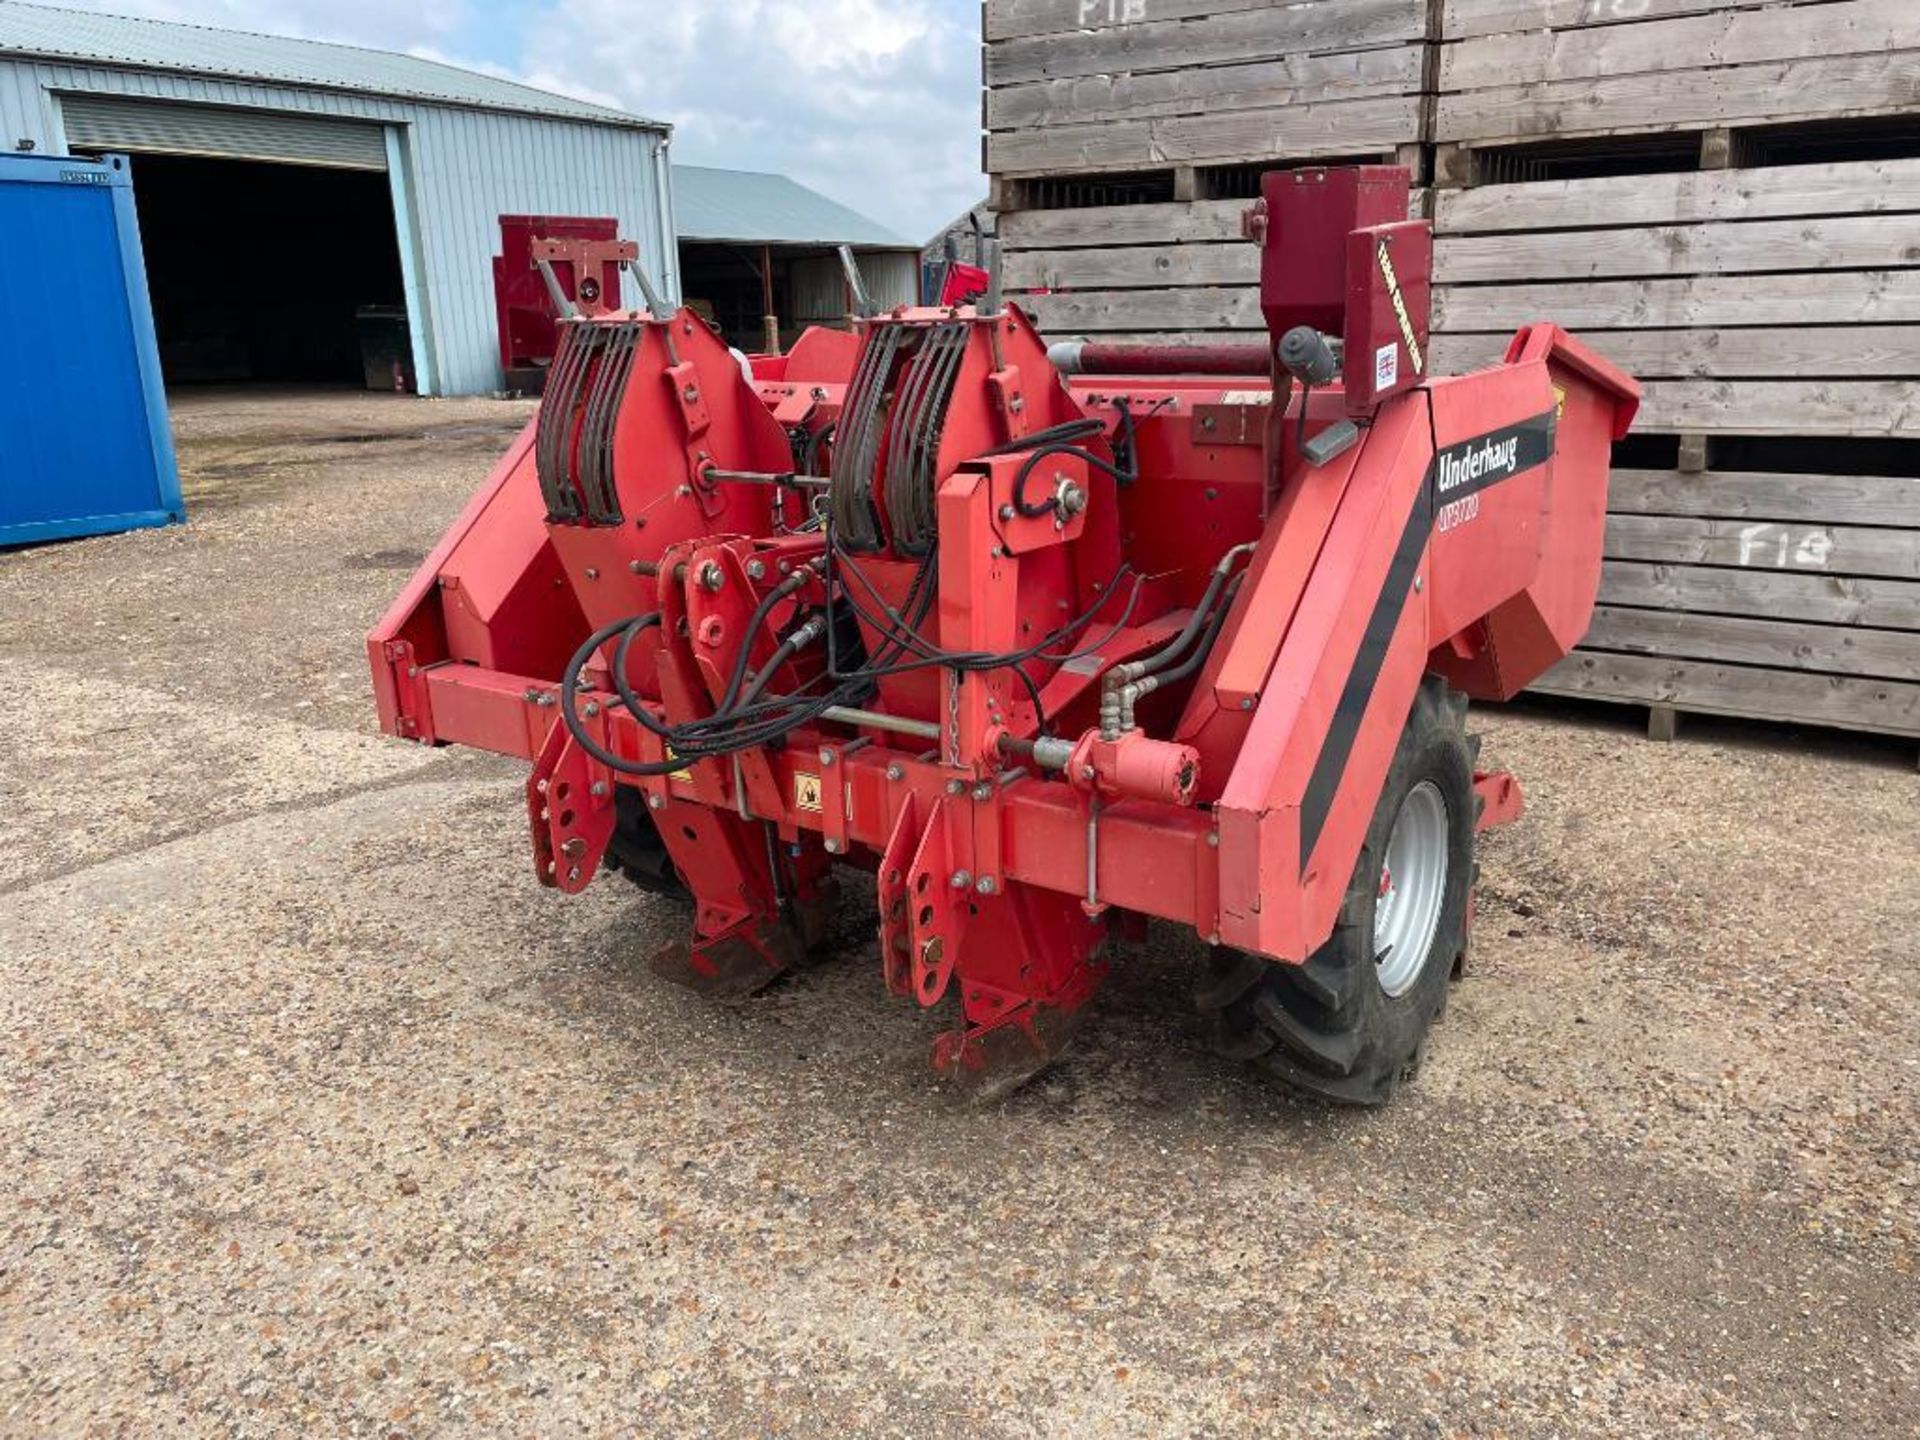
0, 0, 677, 396
673, 164, 920, 353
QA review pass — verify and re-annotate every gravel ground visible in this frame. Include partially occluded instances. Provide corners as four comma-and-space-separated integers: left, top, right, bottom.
2, 387, 1915, 1437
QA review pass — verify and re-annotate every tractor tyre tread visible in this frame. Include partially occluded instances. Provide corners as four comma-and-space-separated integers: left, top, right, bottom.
605, 788, 690, 901
1196, 677, 1475, 1107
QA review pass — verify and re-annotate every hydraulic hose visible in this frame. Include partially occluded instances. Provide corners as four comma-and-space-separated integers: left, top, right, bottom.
559, 616, 689, 778
1100, 542, 1255, 738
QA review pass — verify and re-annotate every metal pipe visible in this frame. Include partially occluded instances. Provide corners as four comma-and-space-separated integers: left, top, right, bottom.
1047, 340, 1271, 377
624, 257, 669, 315
837, 245, 874, 318
820, 705, 940, 740
1001, 734, 1075, 771
702, 467, 830, 488
1085, 797, 1101, 911
534, 256, 579, 320
982, 235, 1004, 317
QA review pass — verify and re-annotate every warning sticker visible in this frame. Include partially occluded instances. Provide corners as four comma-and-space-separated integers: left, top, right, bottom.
793, 772, 823, 812
1375, 342, 1399, 391
661, 745, 692, 783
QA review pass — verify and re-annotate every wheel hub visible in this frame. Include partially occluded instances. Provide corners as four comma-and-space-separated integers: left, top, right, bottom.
1372, 780, 1449, 997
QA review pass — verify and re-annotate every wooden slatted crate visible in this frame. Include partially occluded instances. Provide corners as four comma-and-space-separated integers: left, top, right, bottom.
1430, 0, 1920, 741
984, 0, 1920, 743
1434, 0, 1920, 166
987, 0, 1430, 180
988, 0, 1433, 339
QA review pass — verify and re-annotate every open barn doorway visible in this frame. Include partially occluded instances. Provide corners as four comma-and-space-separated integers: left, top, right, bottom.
114, 154, 406, 387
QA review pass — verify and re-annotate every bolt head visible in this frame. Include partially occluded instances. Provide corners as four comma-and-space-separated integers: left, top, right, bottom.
824, 838, 840, 854
950, 870, 972, 889
591, 781, 609, 797
971, 782, 992, 801
1206, 831, 1220, 848
945, 779, 965, 796
746, 558, 767, 581
819, 748, 835, 766
698, 561, 725, 592
647, 793, 665, 810
974, 876, 997, 895
583, 701, 600, 718
998, 504, 1015, 521
885, 763, 904, 782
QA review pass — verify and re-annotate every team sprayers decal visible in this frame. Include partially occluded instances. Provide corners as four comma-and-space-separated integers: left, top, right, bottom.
1375, 241, 1424, 378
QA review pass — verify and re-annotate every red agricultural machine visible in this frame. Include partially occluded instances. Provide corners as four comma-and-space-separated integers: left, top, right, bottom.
371, 166, 1638, 1103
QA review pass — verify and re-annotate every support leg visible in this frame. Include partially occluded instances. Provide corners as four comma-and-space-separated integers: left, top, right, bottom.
644, 798, 816, 1002
926, 883, 1108, 1101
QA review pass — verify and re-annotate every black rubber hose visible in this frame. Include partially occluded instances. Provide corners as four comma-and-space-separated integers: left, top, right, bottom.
558, 616, 690, 777
979, 416, 1104, 457
1150, 575, 1243, 688
1123, 555, 1239, 681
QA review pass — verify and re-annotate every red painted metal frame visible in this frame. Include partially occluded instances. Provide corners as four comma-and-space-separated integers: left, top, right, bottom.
371, 166, 1641, 1087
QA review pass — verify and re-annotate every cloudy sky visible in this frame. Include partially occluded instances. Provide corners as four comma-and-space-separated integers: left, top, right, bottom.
58, 0, 986, 241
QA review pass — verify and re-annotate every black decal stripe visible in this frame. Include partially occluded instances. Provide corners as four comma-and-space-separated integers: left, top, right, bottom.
1296, 408, 1557, 873
1432, 410, 1555, 507
1298, 474, 1433, 871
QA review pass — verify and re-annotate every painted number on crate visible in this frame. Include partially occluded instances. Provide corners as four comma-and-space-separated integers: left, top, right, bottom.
1077, 0, 1147, 24
1737, 524, 1833, 569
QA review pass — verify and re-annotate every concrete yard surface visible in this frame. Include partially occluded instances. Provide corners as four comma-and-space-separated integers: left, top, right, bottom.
2, 389, 1916, 1437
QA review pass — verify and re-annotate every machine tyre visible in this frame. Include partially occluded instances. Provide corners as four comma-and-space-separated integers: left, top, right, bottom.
605, 788, 689, 901
1199, 678, 1474, 1105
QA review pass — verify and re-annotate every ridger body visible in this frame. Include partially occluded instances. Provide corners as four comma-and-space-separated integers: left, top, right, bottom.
370, 167, 1639, 1103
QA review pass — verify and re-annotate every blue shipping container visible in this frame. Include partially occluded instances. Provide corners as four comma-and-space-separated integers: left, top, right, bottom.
0, 151, 182, 546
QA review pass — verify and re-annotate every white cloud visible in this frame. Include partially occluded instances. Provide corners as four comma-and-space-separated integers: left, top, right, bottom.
518, 0, 983, 242
57, 0, 986, 242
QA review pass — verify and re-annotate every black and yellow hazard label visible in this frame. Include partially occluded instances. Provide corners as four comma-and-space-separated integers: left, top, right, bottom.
793, 772, 823, 812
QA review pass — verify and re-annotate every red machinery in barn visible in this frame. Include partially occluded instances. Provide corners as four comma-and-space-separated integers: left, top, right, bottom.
373, 167, 1638, 1103
493, 215, 635, 394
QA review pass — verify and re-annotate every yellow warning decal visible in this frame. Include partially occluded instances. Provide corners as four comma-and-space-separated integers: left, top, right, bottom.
1553, 384, 1568, 420
1376, 240, 1425, 376
661, 744, 692, 783
793, 772, 823, 812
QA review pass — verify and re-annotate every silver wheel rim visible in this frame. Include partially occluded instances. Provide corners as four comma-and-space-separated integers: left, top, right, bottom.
1372, 780, 1449, 998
